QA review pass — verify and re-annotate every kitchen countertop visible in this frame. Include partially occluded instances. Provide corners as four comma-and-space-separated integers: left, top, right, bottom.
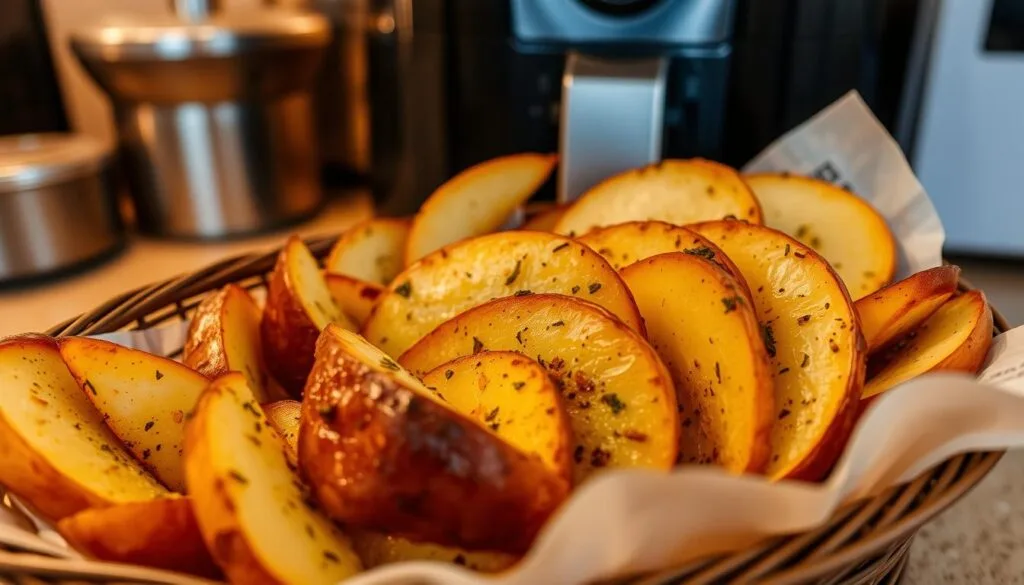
0, 195, 1020, 583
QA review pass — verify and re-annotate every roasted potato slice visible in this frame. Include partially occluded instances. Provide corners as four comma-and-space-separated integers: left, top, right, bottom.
325, 218, 410, 286
555, 159, 762, 236
57, 496, 221, 579
185, 372, 363, 584
299, 325, 569, 554
405, 153, 557, 265
521, 203, 568, 232
363, 231, 644, 357
324, 272, 384, 327
262, 236, 356, 397
691, 221, 865, 481
577, 220, 747, 282
60, 337, 209, 493
350, 531, 517, 573
0, 335, 166, 521
855, 265, 961, 353
184, 284, 279, 403
620, 253, 774, 473
864, 290, 992, 399
745, 173, 897, 299
264, 400, 301, 467
399, 294, 679, 484
422, 351, 573, 482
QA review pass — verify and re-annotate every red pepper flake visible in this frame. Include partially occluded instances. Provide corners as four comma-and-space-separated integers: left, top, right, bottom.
590, 447, 611, 467
794, 251, 807, 259
829, 339, 840, 353
574, 371, 595, 393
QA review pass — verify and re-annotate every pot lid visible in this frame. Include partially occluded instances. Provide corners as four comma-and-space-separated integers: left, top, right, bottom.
70, 8, 330, 61
0, 134, 112, 193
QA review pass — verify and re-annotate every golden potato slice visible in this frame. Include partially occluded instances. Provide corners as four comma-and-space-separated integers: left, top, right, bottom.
690, 221, 865, 481
262, 236, 356, 397
399, 294, 678, 484
555, 159, 762, 236
745, 173, 897, 299
59, 337, 209, 493
324, 272, 384, 327
864, 290, 992, 399
185, 372, 363, 584
350, 531, 517, 573
521, 203, 568, 232
325, 218, 410, 286
300, 325, 569, 554
620, 253, 774, 473
577, 220, 747, 286
0, 335, 166, 521
264, 400, 301, 467
184, 284, 279, 403
57, 496, 221, 579
405, 153, 557, 265
422, 351, 573, 482
856, 265, 961, 353
362, 231, 644, 357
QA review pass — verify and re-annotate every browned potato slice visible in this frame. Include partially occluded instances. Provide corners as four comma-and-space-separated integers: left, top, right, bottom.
0, 335, 166, 521
60, 337, 209, 493
864, 291, 992, 399
399, 294, 678, 484
555, 159, 762, 236
577, 220, 748, 289
185, 372, 363, 584
521, 203, 568, 232
57, 497, 221, 579
325, 218, 410, 286
300, 325, 569, 554
350, 531, 517, 573
745, 173, 897, 299
855, 265, 961, 353
262, 236, 356, 397
362, 231, 644, 357
264, 400, 301, 467
184, 284, 280, 403
620, 253, 774, 473
405, 153, 557, 265
324, 272, 384, 327
422, 351, 573, 482
690, 221, 865, 481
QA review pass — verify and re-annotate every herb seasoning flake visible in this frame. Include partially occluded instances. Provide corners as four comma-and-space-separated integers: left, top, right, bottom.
394, 281, 412, 298
601, 393, 626, 414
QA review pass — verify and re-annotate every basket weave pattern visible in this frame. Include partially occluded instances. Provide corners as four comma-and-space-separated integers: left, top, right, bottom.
0, 235, 1003, 584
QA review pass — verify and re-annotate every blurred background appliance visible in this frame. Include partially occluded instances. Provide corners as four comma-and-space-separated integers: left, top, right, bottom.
904, 0, 1024, 256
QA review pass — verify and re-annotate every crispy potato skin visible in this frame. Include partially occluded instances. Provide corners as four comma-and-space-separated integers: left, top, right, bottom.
57, 497, 221, 579
299, 329, 570, 554
261, 249, 321, 398
324, 273, 384, 326
855, 265, 961, 353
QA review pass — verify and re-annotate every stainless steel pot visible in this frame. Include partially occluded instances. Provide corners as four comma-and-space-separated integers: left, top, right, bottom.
0, 134, 123, 283
69, 6, 331, 239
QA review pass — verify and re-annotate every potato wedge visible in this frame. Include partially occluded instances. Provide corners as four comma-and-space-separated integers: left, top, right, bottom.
399, 294, 679, 484
422, 351, 573, 482
325, 218, 410, 286
521, 203, 568, 232
184, 284, 279, 403
0, 335, 166, 521
300, 325, 569, 554
264, 400, 301, 467
324, 272, 384, 327
363, 231, 644, 357
350, 531, 517, 573
745, 173, 897, 299
864, 290, 992, 399
262, 236, 356, 397
555, 159, 762, 236
185, 372, 363, 584
690, 221, 865, 481
620, 253, 774, 473
577, 220, 747, 283
59, 337, 209, 493
405, 153, 557, 265
57, 496, 221, 579
856, 265, 961, 353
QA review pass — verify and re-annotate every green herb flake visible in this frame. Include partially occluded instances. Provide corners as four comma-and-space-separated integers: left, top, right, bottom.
228, 470, 249, 485
552, 243, 570, 253
323, 551, 340, 563
155, 370, 164, 381
514, 289, 533, 297
472, 337, 484, 354
379, 357, 400, 371
761, 323, 777, 357
505, 260, 523, 286
485, 406, 500, 422
512, 381, 525, 391
721, 296, 743, 313
588, 283, 602, 294
601, 393, 626, 414
395, 281, 412, 298
684, 247, 716, 261
571, 285, 581, 295
83, 379, 97, 396
444, 369, 454, 380
144, 421, 155, 431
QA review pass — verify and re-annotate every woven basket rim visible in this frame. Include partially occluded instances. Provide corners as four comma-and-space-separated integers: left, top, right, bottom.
35, 234, 1009, 584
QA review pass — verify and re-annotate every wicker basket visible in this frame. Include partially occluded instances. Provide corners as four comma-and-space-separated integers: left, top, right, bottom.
1, 234, 1004, 584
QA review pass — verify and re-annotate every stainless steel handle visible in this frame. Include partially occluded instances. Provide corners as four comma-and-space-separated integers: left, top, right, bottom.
169, 0, 222, 21
558, 52, 667, 203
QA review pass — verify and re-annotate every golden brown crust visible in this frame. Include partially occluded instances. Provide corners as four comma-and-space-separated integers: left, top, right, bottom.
184, 287, 231, 378
299, 328, 570, 554
261, 249, 321, 398
855, 266, 961, 353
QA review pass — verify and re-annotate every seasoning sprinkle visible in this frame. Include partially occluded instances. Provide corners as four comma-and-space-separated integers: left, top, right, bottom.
684, 247, 716, 262
778, 409, 791, 420
472, 337, 484, 354
571, 285, 581, 294
715, 362, 722, 384
444, 369, 454, 380
801, 353, 810, 368
588, 282, 602, 294
512, 381, 526, 391
514, 289, 533, 296
485, 406, 500, 422
797, 314, 811, 325
552, 242, 570, 253
394, 281, 412, 298
228, 470, 249, 484
379, 357, 400, 371
601, 393, 626, 414
83, 379, 97, 396
144, 421, 155, 431
155, 370, 164, 381
721, 296, 743, 313
505, 259, 522, 285
761, 323, 777, 357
